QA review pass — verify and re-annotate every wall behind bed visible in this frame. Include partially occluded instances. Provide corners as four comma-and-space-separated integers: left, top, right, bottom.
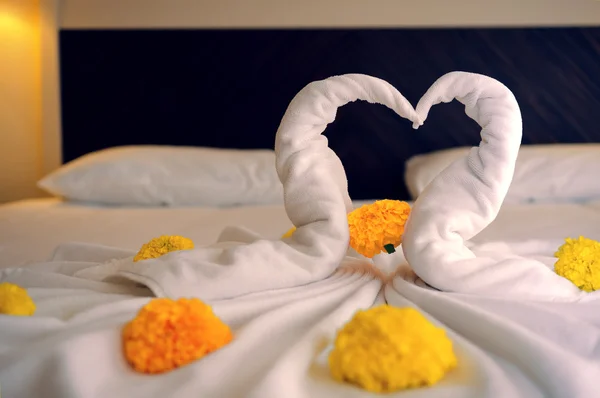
58, 0, 600, 201
4, 0, 600, 203
59, 27, 600, 201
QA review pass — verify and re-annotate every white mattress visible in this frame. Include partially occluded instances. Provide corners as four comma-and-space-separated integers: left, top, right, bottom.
2, 198, 600, 268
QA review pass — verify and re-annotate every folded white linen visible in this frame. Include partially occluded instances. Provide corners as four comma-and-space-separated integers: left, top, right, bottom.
401, 72, 600, 301
3, 240, 599, 398
0, 265, 384, 398
388, 264, 600, 398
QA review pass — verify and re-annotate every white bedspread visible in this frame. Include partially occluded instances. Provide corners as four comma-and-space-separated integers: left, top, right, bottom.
1, 72, 600, 398
2, 240, 599, 398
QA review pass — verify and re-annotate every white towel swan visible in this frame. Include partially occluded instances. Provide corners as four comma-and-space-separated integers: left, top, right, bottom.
9, 74, 421, 301
402, 72, 596, 301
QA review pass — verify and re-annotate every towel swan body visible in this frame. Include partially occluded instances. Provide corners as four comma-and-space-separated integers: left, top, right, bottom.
402, 72, 593, 300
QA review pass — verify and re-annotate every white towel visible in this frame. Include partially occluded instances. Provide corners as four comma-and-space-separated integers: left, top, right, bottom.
62, 74, 421, 300
401, 72, 600, 301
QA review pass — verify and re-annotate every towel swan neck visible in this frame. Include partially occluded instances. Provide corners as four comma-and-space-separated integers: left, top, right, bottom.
275, 74, 420, 246
401, 72, 584, 299
411, 72, 523, 240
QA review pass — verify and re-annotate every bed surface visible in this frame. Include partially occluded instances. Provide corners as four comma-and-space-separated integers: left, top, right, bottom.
3, 198, 600, 268
0, 199, 289, 267
2, 197, 600, 398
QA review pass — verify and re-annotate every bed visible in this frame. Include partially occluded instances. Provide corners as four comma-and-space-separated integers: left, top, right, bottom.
1, 27, 600, 398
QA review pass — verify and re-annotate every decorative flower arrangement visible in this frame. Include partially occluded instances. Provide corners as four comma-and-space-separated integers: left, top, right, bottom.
122, 297, 233, 374
124, 236, 233, 374
282, 199, 411, 258
554, 236, 600, 292
0, 282, 36, 316
328, 305, 457, 393
133, 235, 194, 262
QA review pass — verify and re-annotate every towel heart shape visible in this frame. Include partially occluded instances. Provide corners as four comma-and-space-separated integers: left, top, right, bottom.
72, 71, 593, 302
276, 72, 589, 300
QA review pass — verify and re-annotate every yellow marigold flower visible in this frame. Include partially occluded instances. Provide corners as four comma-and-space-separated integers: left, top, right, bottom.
0, 282, 36, 316
122, 297, 233, 374
329, 305, 457, 393
554, 236, 600, 292
282, 227, 296, 239
133, 235, 194, 262
348, 200, 411, 258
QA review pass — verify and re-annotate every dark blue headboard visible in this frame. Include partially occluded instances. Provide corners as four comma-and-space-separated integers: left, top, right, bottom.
59, 28, 600, 200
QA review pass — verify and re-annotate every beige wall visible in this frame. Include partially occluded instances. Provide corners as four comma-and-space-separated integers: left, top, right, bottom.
40, 0, 61, 180
60, 0, 600, 28
2, 0, 600, 203
0, 0, 44, 203
0, 0, 59, 203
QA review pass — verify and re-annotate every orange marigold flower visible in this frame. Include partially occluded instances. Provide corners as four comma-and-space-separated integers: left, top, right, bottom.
133, 235, 194, 262
282, 200, 411, 258
122, 297, 233, 374
348, 200, 411, 258
329, 305, 457, 393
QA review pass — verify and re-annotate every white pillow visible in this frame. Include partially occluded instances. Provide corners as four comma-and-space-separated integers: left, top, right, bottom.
405, 144, 600, 204
38, 145, 284, 207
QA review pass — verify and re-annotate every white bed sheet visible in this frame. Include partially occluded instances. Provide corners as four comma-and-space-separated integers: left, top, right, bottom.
1, 198, 600, 398
2, 198, 600, 268
0, 198, 294, 268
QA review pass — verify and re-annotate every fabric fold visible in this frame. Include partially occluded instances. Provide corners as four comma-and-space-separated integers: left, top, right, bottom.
401, 72, 596, 300
387, 271, 600, 397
